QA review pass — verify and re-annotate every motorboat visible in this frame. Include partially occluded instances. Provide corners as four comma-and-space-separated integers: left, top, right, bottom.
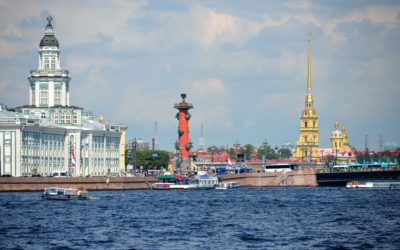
152, 171, 218, 190
42, 187, 88, 200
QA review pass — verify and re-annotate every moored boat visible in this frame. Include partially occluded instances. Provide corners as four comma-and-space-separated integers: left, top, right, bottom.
42, 187, 88, 200
346, 180, 400, 189
215, 181, 240, 190
152, 171, 218, 190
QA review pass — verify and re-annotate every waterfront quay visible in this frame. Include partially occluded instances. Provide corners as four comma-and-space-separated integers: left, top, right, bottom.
0, 169, 317, 192
2, 167, 400, 192
0, 176, 154, 192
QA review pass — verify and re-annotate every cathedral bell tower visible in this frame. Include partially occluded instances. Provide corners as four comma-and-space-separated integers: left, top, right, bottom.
294, 33, 319, 161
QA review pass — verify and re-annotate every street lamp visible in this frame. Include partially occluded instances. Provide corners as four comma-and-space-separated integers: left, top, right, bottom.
262, 138, 268, 164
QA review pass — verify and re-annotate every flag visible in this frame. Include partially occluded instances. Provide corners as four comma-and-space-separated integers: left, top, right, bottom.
228, 156, 233, 165
70, 149, 76, 168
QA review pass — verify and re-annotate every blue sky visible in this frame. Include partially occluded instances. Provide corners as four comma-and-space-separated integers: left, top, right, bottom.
0, 0, 399, 152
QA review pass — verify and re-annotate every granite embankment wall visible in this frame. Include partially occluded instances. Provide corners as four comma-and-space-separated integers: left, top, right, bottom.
222, 169, 317, 187
0, 169, 317, 192
0, 176, 158, 192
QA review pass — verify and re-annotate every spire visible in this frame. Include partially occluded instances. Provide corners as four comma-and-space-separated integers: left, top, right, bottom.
45, 16, 54, 35
305, 33, 313, 108
307, 32, 312, 94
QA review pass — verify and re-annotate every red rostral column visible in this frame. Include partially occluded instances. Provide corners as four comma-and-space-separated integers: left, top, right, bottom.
174, 93, 193, 161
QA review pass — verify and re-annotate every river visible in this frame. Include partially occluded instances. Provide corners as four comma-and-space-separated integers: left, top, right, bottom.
1, 187, 399, 249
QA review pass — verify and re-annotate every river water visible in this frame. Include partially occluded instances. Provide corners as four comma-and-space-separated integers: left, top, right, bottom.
1, 188, 400, 249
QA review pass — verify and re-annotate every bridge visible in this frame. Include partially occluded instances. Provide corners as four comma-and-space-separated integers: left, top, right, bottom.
316, 169, 400, 186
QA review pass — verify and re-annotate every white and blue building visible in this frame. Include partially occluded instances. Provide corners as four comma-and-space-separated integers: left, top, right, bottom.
0, 17, 126, 177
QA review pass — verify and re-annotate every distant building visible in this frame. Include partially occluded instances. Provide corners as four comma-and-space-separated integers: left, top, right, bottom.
0, 16, 127, 177
126, 138, 150, 151
330, 121, 351, 153
384, 140, 398, 151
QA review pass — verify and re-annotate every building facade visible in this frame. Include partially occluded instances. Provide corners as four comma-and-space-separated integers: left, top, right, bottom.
0, 17, 126, 177
293, 34, 319, 161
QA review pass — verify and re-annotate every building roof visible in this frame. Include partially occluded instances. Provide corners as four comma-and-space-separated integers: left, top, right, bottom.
40, 34, 59, 47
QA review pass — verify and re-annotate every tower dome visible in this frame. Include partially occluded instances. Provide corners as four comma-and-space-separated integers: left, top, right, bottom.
331, 121, 342, 138
39, 16, 59, 47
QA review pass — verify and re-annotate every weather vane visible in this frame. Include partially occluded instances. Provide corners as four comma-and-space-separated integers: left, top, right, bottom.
47, 16, 53, 25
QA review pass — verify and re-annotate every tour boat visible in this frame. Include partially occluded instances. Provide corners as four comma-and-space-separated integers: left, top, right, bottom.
152, 171, 218, 190
346, 180, 400, 189
215, 181, 240, 190
42, 187, 88, 200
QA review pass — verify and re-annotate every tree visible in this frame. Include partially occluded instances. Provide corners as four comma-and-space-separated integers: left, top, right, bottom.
243, 144, 255, 160
257, 143, 279, 160
278, 148, 292, 159
228, 148, 236, 160
126, 149, 170, 171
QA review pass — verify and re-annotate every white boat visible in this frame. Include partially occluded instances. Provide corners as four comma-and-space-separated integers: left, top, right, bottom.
346, 180, 400, 189
215, 181, 240, 190
42, 187, 88, 200
152, 171, 218, 190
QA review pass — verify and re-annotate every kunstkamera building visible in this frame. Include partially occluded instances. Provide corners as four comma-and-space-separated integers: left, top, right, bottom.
0, 17, 126, 177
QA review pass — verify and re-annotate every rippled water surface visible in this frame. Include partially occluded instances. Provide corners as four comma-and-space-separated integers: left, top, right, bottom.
1, 188, 400, 249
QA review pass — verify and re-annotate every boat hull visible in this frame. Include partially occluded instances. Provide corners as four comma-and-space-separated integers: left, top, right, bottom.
346, 180, 400, 189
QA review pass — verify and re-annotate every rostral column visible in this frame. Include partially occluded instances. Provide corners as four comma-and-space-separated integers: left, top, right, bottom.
174, 93, 193, 162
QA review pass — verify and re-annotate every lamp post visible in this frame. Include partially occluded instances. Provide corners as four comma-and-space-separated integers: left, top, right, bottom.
262, 138, 268, 164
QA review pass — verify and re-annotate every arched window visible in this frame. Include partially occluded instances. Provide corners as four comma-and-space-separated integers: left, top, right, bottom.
304, 121, 308, 128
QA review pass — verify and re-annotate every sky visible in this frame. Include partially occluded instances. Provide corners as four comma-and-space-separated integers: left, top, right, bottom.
0, 0, 399, 152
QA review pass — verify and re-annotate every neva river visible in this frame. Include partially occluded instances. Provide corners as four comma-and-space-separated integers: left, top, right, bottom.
1, 188, 400, 249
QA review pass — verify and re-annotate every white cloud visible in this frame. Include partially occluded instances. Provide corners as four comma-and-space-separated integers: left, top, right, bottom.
323, 5, 400, 43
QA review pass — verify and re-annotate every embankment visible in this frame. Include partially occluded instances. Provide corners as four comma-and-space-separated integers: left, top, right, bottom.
0, 176, 157, 192
222, 169, 317, 187
0, 169, 317, 192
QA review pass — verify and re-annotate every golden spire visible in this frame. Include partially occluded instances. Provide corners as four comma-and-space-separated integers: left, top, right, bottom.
305, 33, 313, 108
307, 32, 311, 94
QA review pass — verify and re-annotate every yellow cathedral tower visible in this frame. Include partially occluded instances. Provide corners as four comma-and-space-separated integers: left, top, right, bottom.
294, 33, 319, 161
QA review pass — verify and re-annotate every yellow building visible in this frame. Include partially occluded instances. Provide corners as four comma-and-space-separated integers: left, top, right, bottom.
330, 121, 351, 154
293, 34, 319, 161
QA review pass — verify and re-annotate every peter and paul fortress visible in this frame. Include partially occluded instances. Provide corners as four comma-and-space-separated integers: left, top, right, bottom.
293, 34, 319, 162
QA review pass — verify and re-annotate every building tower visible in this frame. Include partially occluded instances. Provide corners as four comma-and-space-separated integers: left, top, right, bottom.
28, 16, 71, 108
199, 123, 205, 151
174, 93, 193, 163
152, 121, 158, 150
294, 33, 319, 161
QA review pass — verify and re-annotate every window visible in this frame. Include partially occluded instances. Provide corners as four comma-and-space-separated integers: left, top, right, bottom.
66, 113, 71, 124
304, 121, 308, 128
50, 58, 55, 70
72, 113, 78, 124
44, 58, 49, 69
40, 88, 48, 106
54, 87, 61, 105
